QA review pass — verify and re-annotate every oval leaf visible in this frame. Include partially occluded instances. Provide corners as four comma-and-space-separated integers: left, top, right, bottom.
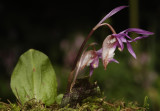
10, 49, 57, 105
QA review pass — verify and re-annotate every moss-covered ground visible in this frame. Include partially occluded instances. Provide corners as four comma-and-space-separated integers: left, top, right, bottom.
0, 96, 148, 111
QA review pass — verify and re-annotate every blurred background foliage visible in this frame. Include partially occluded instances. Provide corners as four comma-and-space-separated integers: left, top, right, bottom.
0, 0, 159, 110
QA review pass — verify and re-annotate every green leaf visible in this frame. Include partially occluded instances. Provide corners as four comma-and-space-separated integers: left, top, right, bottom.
10, 49, 57, 105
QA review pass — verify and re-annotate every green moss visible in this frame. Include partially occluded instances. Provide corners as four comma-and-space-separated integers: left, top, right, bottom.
0, 96, 148, 111
0, 101, 20, 111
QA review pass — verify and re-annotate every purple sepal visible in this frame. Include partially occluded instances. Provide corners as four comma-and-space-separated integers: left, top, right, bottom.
109, 58, 119, 63
126, 41, 136, 59
128, 35, 148, 42
97, 6, 128, 25
121, 28, 154, 35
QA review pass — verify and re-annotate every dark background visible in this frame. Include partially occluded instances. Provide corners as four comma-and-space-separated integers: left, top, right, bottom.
0, 0, 160, 110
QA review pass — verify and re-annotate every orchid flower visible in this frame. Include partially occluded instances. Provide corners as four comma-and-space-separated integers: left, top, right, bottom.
101, 28, 154, 70
68, 5, 154, 92
79, 50, 100, 76
112, 28, 154, 58
77, 44, 102, 77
